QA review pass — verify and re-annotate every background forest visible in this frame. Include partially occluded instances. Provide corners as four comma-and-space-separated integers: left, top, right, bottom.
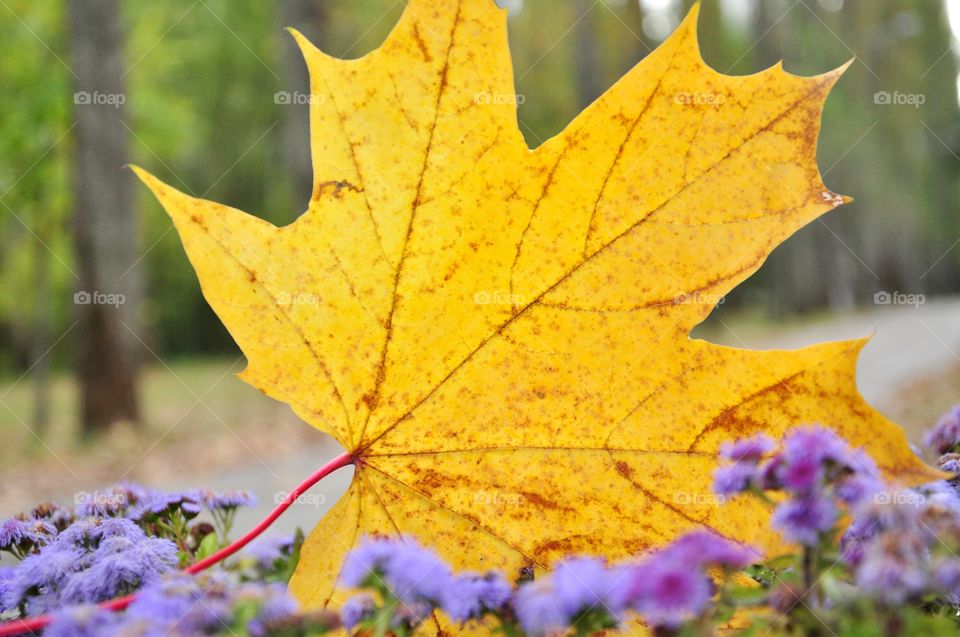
1, 0, 959, 521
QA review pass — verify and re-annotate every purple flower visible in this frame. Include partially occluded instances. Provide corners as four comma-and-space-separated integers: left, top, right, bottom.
780, 456, 822, 492
835, 473, 884, 506
0, 567, 15, 613
513, 580, 569, 636
720, 434, 774, 462
341, 536, 452, 604
340, 537, 396, 587
246, 535, 295, 570
627, 554, 712, 629
195, 488, 257, 511
662, 531, 757, 569
45, 604, 118, 637
341, 593, 375, 630
60, 535, 177, 604
125, 572, 203, 624
782, 426, 851, 467
854, 532, 929, 604
924, 405, 960, 454
440, 572, 512, 622
88, 518, 148, 544
839, 516, 879, 566
771, 494, 837, 545
551, 556, 628, 619
934, 558, 960, 595
127, 490, 202, 521
712, 462, 757, 496
7, 545, 89, 611
0, 516, 55, 554
75, 486, 134, 518
937, 453, 960, 475
243, 582, 300, 637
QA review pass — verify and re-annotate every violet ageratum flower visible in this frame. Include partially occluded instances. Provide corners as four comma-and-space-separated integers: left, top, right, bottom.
381, 539, 453, 604
124, 572, 203, 625
59, 535, 177, 604
45, 604, 119, 637
513, 579, 569, 636
341, 593, 376, 630
551, 556, 629, 619
241, 582, 300, 637
771, 494, 837, 545
712, 462, 758, 496
627, 554, 712, 629
924, 405, 960, 454
781, 426, 851, 467
340, 536, 397, 587
127, 490, 202, 521
197, 488, 257, 511
662, 530, 757, 570
441, 572, 512, 622
246, 535, 295, 570
0, 516, 55, 554
854, 532, 930, 605
720, 434, 774, 462
7, 545, 89, 611
342, 536, 453, 604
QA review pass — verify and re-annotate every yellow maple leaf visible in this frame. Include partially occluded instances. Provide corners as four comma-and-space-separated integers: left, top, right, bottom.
134, 0, 937, 629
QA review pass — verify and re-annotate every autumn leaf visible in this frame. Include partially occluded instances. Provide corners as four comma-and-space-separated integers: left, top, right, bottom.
134, 0, 937, 630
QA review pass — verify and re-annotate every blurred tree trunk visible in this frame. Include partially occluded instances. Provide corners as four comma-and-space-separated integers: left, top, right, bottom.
68, 0, 141, 433
573, 0, 603, 108
279, 0, 326, 212
30, 226, 51, 436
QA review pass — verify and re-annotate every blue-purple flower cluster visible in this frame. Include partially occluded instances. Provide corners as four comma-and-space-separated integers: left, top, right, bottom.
6, 408, 960, 636
44, 571, 336, 637
0, 483, 267, 630
339, 532, 755, 636
714, 425, 885, 545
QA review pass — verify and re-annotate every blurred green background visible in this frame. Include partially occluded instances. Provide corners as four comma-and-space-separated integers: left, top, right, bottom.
1, 0, 959, 510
